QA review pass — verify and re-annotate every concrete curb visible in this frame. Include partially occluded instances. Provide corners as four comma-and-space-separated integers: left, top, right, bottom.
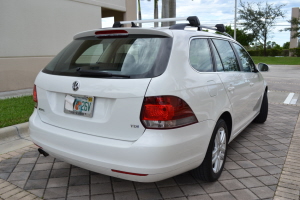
0, 89, 32, 99
274, 110, 300, 199
0, 122, 29, 141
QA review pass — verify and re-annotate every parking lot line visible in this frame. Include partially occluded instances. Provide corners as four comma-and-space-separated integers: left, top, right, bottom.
283, 93, 295, 104
290, 94, 299, 105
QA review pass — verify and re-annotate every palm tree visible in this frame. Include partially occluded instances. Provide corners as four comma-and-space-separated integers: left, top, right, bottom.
138, 0, 142, 27
168, 0, 176, 26
139, 0, 176, 27
154, 0, 159, 27
161, 0, 176, 27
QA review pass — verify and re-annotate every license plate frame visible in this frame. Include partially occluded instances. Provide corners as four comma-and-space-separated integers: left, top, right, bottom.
64, 94, 95, 118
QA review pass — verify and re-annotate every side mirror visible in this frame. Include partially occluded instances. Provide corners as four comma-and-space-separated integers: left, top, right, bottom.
257, 63, 269, 72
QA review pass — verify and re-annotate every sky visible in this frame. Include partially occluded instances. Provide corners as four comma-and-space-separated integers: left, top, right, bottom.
102, 0, 299, 46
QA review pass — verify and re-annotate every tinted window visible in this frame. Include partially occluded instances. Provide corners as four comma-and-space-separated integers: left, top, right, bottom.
76, 43, 105, 64
212, 39, 239, 71
210, 41, 224, 72
233, 43, 256, 72
42, 36, 172, 79
189, 39, 213, 72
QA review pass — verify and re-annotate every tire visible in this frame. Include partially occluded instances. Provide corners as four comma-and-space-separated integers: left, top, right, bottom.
191, 119, 228, 182
253, 91, 268, 123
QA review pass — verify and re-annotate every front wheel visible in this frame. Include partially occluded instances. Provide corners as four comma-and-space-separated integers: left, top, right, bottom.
191, 119, 228, 182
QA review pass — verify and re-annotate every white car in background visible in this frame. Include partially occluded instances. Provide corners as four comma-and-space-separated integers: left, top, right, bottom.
29, 16, 269, 182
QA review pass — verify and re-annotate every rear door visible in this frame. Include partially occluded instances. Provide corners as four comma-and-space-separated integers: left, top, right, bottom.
211, 39, 253, 134
232, 43, 265, 117
36, 31, 172, 141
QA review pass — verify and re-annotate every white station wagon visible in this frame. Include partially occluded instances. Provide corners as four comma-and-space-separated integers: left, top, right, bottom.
29, 16, 269, 182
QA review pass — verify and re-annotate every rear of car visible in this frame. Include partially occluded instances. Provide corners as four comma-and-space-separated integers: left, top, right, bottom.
30, 24, 268, 182
29, 28, 214, 182
33, 29, 174, 141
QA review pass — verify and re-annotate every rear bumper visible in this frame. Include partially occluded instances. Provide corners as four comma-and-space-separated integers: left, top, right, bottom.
29, 109, 215, 182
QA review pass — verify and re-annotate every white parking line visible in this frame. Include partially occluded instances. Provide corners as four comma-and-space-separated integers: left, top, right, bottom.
290, 94, 299, 105
284, 93, 295, 104
290, 99, 297, 104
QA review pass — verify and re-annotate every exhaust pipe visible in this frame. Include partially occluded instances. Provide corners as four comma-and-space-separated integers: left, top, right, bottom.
38, 148, 49, 157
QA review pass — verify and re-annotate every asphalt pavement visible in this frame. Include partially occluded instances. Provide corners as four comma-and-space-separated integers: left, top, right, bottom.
262, 65, 300, 106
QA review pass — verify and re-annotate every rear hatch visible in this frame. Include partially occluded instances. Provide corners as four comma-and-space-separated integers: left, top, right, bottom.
35, 29, 173, 141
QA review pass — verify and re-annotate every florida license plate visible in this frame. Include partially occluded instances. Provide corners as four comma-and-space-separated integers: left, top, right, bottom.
64, 94, 94, 118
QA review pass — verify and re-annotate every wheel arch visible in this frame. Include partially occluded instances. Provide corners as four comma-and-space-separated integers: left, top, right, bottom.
218, 111, 232, 142
265, 86, 268, 93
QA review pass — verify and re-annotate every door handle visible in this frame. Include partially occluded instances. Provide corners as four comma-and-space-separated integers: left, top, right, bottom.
249, 82, 254, 87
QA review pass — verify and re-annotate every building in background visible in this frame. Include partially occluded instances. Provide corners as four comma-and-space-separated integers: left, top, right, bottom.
0, 0, 136, 92
290, 7, 300, 50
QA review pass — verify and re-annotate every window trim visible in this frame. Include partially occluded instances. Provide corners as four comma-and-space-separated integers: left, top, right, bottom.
229, 41, 243, 72
208, 39, 224, 72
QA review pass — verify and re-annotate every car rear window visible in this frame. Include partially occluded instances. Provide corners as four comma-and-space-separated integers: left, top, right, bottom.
42, 35, 172, 79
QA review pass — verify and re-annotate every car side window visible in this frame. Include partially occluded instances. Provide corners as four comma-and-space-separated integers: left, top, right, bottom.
232, 43, 255, 72
212, 39, 240, 72
189, 39, 213, 72
210, 41, 224, 72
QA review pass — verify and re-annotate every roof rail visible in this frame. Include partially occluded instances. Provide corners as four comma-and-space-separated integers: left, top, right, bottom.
199, 24, 226, 33
112, 16, 230, 38
113, 16, 199, 28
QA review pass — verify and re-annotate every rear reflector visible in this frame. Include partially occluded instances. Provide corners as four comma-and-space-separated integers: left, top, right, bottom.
111, 169, 148, 176
34, 143, 42, 148
95, 30, 128, 38
141, 96, 198, 129
33, 85, 38, 108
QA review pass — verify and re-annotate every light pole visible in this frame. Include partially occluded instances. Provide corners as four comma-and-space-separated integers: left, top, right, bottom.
234, 0, 237, 40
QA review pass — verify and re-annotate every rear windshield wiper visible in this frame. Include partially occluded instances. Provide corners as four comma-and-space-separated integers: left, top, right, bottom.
76, 67, 130, 78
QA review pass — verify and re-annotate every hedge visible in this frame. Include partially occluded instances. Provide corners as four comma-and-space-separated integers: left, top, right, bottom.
248, 48, 300, 57
290, 48, 300, 57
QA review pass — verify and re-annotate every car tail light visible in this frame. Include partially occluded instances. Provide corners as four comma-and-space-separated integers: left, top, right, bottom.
95, 30, 128, 38
33, 85, 38, 108
141, 96, 198, 129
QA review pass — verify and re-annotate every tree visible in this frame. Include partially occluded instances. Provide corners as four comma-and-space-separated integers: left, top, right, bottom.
138, 0, 142, 27
266, 41, 281, 49
140, 0, 172, 27
284, 17, 300, 39
161, 0, 176, 27
238, 1, 285, 56
282, 42, 290, 49
154, 0, 159, 27
225, 25, 254, 46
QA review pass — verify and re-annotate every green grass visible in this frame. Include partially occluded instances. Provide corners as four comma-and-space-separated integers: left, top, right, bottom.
0, 95, 35, 128
252, 56, 300, 65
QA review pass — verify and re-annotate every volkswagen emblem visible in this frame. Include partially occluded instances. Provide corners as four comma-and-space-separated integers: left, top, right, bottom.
72, 81, 80, 91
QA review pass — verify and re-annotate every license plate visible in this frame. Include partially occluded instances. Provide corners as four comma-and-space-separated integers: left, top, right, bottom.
64, 94, 94, 118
